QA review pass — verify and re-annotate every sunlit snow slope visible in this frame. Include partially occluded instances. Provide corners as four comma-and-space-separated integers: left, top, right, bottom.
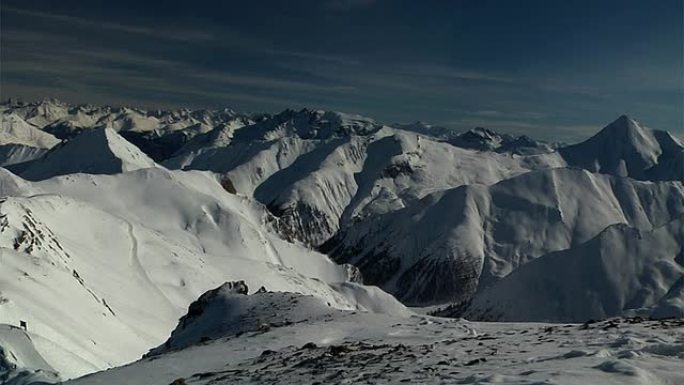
0, 126, 406, 381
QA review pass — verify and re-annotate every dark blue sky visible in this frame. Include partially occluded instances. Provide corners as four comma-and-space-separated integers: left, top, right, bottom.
2, 0, 682, 141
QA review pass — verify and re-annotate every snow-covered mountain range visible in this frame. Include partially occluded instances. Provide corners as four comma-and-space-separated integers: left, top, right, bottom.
1, 98, 683, 384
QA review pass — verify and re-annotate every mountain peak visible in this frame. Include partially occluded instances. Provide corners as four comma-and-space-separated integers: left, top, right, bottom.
603, 114, 643, 135
447, 126, 553, 154
0, 112, 61, 149
19, 127, 158, 180
232, 107, 382, 142
615, 114, 632, 123
560, 116, 683, 180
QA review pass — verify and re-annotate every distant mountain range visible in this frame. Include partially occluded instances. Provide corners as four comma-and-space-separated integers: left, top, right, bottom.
1, 98, 683, 383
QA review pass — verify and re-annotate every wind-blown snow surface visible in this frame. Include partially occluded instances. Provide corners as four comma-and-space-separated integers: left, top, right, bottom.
66, 288, 684, 385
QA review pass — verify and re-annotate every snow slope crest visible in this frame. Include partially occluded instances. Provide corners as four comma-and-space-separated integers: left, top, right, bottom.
19, 128, 158, 180
0, 113, 60, 149
147, 283, 343, 356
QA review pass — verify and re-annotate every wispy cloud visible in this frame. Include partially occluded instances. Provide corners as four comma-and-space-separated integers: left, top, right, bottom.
1, 37, 358, 111
2, 1, 680, 142
192, 72, 357, 94
394, 64, 517, 84
469, 110, 548, 120
2, 6, 214, 42
262, 49, 361, 66
323, 0, 378, 11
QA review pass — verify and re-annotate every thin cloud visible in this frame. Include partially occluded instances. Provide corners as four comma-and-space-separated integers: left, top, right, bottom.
2, 41, 357, 111
395, 64, 517, 84
324, 0, 377, 11
2, 6, 214, 42
470, 110, 548, 120
262, 49, 361, 66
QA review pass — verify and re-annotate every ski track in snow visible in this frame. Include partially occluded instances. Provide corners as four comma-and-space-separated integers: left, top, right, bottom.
259, 228, 284, 267
121, 217, 176, 310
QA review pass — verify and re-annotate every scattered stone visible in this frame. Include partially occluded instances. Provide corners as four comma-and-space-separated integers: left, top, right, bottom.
464, 358, 487, 366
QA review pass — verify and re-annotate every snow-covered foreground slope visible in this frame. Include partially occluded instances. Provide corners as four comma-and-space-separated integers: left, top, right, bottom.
145, 281, 412, 356
0, 163, 407, 381
66, 288, 684, 385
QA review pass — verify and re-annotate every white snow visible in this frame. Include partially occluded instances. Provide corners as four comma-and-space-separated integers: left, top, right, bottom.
19, 128, 158, 180
467, 216, 684, 322
0, 113, 60, 149
0, 324, 60, 384
0, 99, 682, 385
329, 167, 684, 305
65, 289, 684, 385
560, 115, 684, 181
0, 165, 407, 380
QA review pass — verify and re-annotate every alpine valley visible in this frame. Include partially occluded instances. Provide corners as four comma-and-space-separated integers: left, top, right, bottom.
1, 99, 683, 385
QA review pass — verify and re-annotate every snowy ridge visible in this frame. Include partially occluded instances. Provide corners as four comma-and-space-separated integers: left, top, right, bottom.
17, 128, 158, 180
466, 215, 684, 322
449, 126, 556, 154
395, 122, 559, 155
0, 166, 405, 380
146, 282, 414, 358
0, 113, 60, 149
171, 128, 565, 247
2, 99, 253, 162
146, 282, 355, 356
328, 167, 684, 306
